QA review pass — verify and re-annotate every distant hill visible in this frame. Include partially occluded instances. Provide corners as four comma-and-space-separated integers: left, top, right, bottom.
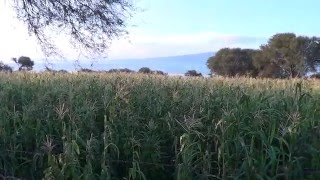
29, 52, 215, 75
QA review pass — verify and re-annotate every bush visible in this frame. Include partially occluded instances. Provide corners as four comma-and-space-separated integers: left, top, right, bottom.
78, 68, 95, 73
108, 68, 135, 73
310, 73, 320, 79
138, 67, 152, 74
0, 62, 13, 73
13, 56, 34, 71
152, 70, 167, 75
185, 70, 202, 77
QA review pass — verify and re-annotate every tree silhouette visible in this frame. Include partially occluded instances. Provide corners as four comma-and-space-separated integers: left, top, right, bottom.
153, 70, 167, 75
310, 73, 320, 79
185, 70, 202, 77
207, 48, 257, 77
78, 68, 95, 73
12, 56, 34, 71
0, 62, 13, 73
208, 33, 320, 78
108, 68, 135, 73
138, 67, 152, 74
11, 0, 136, 56
253, 33, 320, 78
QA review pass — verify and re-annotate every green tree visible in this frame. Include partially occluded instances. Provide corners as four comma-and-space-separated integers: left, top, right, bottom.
44, 66, 69, 74
267, 33, 306, 77
11, 0, 135, 56
255, 33, 320, 78
185, 70, 202, 77
153, 70, 167, 75
208, 33, 320, 78
78, 68, 95, 73
13, 56, 34, 71
108, 68, 135, 73
58, 70, 69, 74
138, 67, 152, 74
0, 62, 13, 73
252, 47, 284, 78
304, 37, 320, 72
207, 48, 258, 77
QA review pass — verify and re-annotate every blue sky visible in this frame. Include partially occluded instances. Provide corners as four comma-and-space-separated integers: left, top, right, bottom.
0, 0, 320, 62
132, 0, 320, 36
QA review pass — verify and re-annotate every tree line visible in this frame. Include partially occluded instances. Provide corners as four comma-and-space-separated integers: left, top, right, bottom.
207, 33, 320, 78
0, 56, 34, 73
2, 33, 320, 79
0, 58, 204, 77
5, 2, 320, 79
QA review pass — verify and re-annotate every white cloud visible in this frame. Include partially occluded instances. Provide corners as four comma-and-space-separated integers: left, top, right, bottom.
107, 31, 266, 59
0, 2, 47, 63
0, 3, 266, 63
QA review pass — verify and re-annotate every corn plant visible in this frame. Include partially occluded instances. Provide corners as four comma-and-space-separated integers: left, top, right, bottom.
0, 72, 319, 179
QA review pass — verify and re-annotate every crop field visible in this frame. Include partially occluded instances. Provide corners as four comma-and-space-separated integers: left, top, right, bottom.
0, 72, 320, 179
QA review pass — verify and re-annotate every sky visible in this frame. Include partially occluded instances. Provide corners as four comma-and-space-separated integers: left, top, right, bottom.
0, 0, 320, 63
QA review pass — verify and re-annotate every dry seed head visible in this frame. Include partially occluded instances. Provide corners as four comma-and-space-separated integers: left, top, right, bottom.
288, 111, 301, 123
55, 103, 69, 120
172, 90, 180, 101
183, 114, 203, 130
42, 136, 55, 154
279, 124, 289, 136
147, 120, 157, 130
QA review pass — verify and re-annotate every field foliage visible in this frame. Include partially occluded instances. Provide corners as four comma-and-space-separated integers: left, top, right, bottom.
0, 72, 320, 179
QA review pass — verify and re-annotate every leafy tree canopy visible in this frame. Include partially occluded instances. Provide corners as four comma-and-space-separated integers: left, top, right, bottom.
207, 33, 320, 78
258, 33, 316, 77
138, 67, 152, 74
108, 68, 135, 73
0, 62, 13, 72
207, 48, 258, 77
13, 56, 34, 71
185, 70, 202, 77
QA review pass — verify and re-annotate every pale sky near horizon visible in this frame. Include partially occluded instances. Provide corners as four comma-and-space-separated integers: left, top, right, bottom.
0, 0, 320, 63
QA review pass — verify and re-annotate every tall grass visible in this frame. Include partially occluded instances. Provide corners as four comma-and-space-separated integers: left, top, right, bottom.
0, 72, 320, 179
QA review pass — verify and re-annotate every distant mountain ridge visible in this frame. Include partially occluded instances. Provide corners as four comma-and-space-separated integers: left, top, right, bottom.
13, 52, 215, 75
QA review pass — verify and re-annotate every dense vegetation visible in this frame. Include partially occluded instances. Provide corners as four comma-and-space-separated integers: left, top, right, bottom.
207, 33, 320, 78
1, 72, 320, 179
185, 70, 203, 77
4, 32, 320, 78
2, 2, 320, 180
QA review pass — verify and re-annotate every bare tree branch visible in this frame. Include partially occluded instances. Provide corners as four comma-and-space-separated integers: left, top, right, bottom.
12, 0, 135, 57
